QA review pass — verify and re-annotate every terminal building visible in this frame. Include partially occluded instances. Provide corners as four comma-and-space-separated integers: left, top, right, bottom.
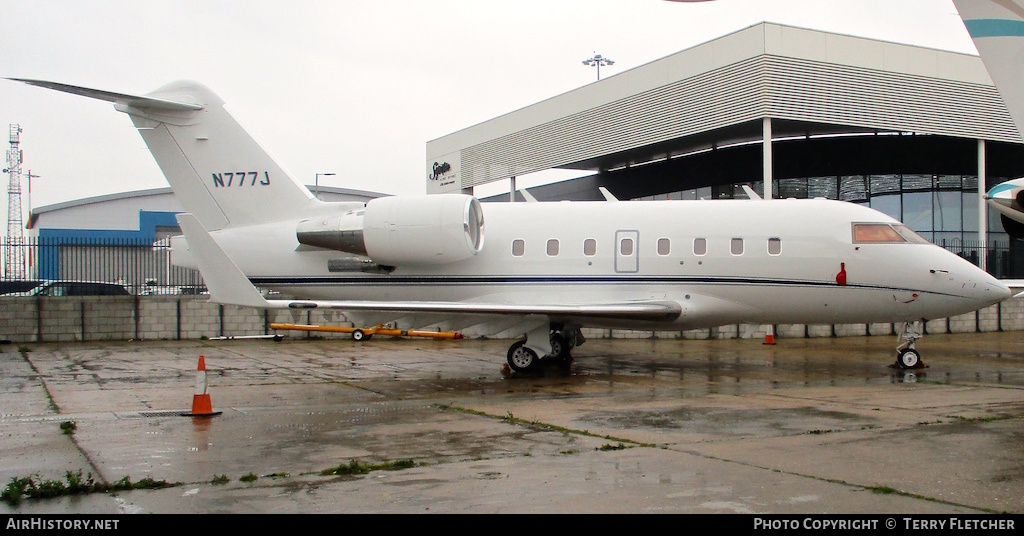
427, 22, 1024, 277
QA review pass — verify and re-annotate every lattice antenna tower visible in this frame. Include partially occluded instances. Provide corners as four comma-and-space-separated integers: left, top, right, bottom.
5, 124, 25, 279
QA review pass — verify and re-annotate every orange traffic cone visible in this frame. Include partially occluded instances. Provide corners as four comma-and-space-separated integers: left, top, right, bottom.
182, 355, 221, 417
763, 325, 776, 345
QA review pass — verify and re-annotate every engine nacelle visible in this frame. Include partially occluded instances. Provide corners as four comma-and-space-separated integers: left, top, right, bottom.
296, 194, 484, 265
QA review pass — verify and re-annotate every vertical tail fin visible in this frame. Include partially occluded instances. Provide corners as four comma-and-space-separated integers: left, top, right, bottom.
8, 78, 318, 231
953, 0, 1024, 140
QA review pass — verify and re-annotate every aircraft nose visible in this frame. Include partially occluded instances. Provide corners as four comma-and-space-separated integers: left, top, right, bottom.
989, 279, 1012, 302
966, 270, 1011, 305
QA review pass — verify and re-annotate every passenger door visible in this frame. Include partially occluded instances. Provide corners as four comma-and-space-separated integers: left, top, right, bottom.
615, 230, 639, 273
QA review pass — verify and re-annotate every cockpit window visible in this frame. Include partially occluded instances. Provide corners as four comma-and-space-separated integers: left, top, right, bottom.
852, 223, 930, 244
892, 224, 931, 244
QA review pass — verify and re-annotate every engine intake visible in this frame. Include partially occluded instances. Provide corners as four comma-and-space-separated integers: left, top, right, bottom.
296, 194, 484, 265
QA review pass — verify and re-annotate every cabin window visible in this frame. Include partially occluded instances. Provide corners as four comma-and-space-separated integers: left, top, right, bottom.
620, 238, 634, 256
547, 239, 559, 256
657, 238, 670, 256
693, 238, 707, 256
731, 238, 744, 255
584, 238, 597, 256
512, 239, 525, 256
768, 237, 781, 255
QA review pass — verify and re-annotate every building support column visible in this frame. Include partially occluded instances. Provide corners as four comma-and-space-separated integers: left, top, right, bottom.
978, 139, 987, 270
763, 117, 773, 200
510, 176, 516, 202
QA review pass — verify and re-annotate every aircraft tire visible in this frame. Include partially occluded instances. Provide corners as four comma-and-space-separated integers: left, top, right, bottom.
547, 333, 568, 359
897, 348, 920, 369
507, 341, 539, 373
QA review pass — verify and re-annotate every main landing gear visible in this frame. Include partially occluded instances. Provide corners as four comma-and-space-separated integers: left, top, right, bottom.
893, 320, 926, 369
506, 326, 584, 373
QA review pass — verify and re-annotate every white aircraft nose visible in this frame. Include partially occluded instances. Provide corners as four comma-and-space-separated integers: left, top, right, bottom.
969, 272, 1011, 305
990, 279, 1012, 302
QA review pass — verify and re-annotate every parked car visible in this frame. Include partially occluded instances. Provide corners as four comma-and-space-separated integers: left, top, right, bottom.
0, 279, 44, 295
28, 281, 131, 297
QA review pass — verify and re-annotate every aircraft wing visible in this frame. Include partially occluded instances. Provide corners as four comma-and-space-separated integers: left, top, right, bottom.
176, 213, 682, 323
271, 297, 682, 321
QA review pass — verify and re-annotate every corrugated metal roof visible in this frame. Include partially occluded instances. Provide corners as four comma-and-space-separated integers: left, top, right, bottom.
429, 22, 1019, 191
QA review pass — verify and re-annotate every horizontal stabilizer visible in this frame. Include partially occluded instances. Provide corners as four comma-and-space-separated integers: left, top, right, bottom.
7, 78, 203, 111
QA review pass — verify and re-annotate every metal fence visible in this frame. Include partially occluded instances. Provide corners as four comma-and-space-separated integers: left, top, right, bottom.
937, 238, 1024, 279
1, 235, 1022, 294
0, 236, 205, 295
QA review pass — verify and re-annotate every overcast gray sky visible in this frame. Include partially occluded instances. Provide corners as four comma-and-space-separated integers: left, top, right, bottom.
0, 0, 976, 231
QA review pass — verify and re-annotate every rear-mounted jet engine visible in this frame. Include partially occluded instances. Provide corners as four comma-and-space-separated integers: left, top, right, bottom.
296, 194, 484, 266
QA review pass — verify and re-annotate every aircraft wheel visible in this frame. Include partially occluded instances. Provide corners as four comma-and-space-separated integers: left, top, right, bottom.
897, 348, 920, 369
547, 333, 568, 359
352, 329, 366, 342
507, 341, 539, 373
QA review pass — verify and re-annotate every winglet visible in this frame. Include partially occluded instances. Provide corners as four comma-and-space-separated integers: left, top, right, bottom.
175, 214, 270, 308
519, 188, 538, 203
742, 185, 762, 200
599, 187, 619, 202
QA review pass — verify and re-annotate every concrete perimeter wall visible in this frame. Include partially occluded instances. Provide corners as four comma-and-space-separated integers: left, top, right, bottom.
0, 295, 1022, 344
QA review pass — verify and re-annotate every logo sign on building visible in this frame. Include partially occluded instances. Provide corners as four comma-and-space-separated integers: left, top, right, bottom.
426, 153, 461, 193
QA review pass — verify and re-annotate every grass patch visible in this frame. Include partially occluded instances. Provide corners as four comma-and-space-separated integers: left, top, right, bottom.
598, 443, 630, 451
239, 473, 258, 483
1, 470, 173, 506
320, 459, 417, 477
59, 421, 77, 435
436, 403, 653, 448
867, 485, 898, 495
211, 475, 230, 485
17, 345, 31, 353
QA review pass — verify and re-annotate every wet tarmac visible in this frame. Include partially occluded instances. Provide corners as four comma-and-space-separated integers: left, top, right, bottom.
1, 331, 1023, 514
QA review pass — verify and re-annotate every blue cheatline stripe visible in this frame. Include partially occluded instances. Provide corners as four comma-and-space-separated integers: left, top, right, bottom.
247, 275, 960, 298
964, 18, 1024, 37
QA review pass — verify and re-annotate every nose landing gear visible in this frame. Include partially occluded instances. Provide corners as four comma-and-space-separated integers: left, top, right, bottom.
893, 321, 926, 369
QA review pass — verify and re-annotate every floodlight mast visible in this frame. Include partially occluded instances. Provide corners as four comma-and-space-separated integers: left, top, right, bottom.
582, 53, 614, 81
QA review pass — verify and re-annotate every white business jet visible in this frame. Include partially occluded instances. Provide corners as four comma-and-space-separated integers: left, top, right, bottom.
954, 0, 1024, 239
7, 78, 1012, 372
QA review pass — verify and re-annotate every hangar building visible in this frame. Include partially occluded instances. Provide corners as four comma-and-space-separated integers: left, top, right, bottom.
21, 186, 382, 289
426, 22, 1024, 277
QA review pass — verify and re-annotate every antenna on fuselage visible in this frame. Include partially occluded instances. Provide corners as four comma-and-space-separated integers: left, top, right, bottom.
518, 188, 538, 203
741, 185, 762, 200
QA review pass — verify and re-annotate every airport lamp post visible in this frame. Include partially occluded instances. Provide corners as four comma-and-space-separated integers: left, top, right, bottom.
582, 53, 614, 81
315, 172, 335, 200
